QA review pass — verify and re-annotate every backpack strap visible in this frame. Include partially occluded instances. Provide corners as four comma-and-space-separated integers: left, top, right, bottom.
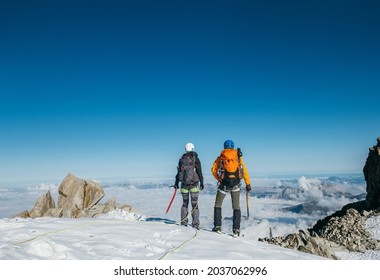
186, 152, 196, 167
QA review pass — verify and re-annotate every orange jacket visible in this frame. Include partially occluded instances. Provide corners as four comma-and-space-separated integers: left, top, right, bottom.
211, 148, 251, 186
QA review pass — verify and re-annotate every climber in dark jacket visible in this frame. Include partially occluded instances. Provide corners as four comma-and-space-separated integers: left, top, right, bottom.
174, 143, 204, 229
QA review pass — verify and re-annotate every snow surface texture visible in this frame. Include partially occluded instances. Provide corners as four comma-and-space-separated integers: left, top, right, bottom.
1, 175, 379, 260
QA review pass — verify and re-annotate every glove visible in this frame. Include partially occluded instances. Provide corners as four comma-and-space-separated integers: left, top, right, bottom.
174, 184, 179, 189
246, 184, 251, 192
200, 183, 204, 190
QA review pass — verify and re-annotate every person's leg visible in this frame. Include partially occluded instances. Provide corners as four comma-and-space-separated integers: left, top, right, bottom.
213, 189, 226, 231
190, 190, 200, 228
231, 186, 241, 234
181, 191, 189, 226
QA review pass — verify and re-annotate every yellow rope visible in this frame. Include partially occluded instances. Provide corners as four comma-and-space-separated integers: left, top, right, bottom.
13, 220, 107, 245
12, 215, 202, 260
156, 188, 206, 259
178, 201, 199, 225
158, 227, 198, 260
13, 193, 208, 260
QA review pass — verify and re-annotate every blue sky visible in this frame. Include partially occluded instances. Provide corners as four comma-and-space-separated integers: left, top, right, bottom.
0, 0, 379, 183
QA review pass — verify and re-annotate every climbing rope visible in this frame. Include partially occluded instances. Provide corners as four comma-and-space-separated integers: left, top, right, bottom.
13, 220, 108, 245
12, 191, 212, 260
158, 226, 199, 260
178, 200, 198, 225
158, 193, 215, 260
12, 216, 202, 260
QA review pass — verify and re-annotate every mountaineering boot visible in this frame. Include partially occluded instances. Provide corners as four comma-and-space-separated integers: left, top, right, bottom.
233, 229, 240, 238
192, 224, 200, 230
212, 207, 222, 233
212, 226, 222, 234
213, 207, 222, 229
232, 209, 241, 232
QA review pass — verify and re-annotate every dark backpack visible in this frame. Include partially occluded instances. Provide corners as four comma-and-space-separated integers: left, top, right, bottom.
178, 153, 199, 186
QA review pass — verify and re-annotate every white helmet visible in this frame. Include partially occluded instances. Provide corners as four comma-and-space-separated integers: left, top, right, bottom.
185, 143, 194, 152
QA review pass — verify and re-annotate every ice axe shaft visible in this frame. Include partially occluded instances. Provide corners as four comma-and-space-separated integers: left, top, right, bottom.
246, 191, 250, 219
166, 187, 177, 214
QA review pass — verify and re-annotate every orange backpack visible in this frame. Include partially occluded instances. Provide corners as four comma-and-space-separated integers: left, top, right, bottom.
219, 148, 242, 187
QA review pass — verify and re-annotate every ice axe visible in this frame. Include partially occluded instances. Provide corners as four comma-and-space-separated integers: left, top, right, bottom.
166, 187, 177, 214
246, 190, 250, 220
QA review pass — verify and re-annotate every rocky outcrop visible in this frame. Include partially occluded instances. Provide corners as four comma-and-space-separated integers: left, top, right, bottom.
29, 191, 55, 218
311, 203, 380, 252
363, 137, 380, 210
260, 138, 380, 259
259, 229, 342, 259
14, 173, 134, 219
260, 201, 380, 259
58, 173, 105, 217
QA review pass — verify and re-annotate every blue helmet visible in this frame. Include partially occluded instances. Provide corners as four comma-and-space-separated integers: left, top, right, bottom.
224, 140, 234, 149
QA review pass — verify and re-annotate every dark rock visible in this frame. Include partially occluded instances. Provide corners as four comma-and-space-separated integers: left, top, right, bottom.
363, 137, 380, 210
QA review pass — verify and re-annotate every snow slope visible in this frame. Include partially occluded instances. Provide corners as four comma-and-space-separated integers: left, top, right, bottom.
0, 213, 324, 260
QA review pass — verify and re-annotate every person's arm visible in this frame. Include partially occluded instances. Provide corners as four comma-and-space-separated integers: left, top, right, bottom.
240, 157, 251, 186
174, 158, 181, 188
211, 156, 221, 182
195, 155, 204, 189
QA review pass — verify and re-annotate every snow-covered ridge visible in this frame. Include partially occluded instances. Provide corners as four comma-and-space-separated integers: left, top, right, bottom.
1, 175, 376, 260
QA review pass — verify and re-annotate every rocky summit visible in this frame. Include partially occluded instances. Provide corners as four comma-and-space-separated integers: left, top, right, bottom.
15, 173, 133, 219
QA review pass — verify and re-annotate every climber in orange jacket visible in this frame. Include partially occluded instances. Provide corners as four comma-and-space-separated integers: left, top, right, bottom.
211, 139, 251, 237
